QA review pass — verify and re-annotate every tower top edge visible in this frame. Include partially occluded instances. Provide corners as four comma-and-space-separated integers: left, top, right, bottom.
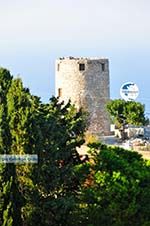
56, 56, 109, 61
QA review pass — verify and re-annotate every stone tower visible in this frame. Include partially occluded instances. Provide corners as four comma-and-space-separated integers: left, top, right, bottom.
55, 57, 110, 136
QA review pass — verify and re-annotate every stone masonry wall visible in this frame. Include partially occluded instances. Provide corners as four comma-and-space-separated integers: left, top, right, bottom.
55, 57, 110, 136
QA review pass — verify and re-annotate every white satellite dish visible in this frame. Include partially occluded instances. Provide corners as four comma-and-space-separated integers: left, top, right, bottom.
120, 82, 139, 101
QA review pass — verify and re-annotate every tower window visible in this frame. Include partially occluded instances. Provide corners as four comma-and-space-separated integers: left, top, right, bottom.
58, 88, 62, 97
101, 63, 105, 72
57, 64, 60, 71
79, 63, 85, 71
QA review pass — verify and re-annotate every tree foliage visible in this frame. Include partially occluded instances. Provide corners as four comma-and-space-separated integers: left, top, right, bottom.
0, 69, 23, 226
106, 99, 147, 128
77, 143, 150, 226
1, 68, 150, 226
0, 68, 88, 226
28, 98, 88, 226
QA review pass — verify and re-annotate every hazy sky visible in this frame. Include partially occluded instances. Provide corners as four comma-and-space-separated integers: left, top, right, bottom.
0, 0, 150, 114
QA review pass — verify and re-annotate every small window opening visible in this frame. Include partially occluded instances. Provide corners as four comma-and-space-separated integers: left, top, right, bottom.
58, 88, 62, 97
101, 63, 105, 72
79, 63, 85, 71
57, 64, 60, 71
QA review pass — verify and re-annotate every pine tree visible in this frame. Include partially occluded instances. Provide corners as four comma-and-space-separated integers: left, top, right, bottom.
0, 72, 32, 226
0, 69, 89, 226
29, 97, 88, 226
6, 78, 40, 226
0, 68, 15, 226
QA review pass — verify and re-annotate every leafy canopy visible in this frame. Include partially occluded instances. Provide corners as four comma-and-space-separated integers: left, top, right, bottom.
106, 99, 147, 128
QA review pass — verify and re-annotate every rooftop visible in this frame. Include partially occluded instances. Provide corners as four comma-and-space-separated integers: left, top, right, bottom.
58, 56, 108, 60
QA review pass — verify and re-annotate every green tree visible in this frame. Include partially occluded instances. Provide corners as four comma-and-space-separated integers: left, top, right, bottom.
107, 99, 146, 127
0, 70, 23, 226
106, 99, 147, 139
0, 68, 14, 226
29, 97, 88, 226
78, 143, 150, 226
0, 68, 88, 226
0, 73, 39, 226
